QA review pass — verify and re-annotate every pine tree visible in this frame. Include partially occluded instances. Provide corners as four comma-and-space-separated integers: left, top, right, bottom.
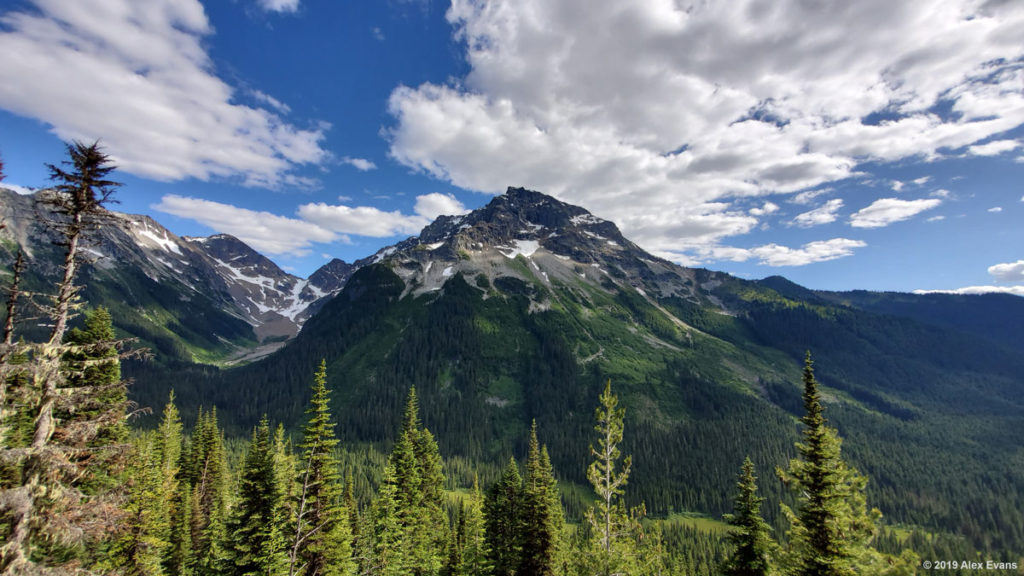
585, 380, 638, 576
289, 360, 354, 576
484, 457, 523, 576
230, 415, 288, 576
722, 458, 776, 576
519, 421, 562, 576
777, 353, 878, 576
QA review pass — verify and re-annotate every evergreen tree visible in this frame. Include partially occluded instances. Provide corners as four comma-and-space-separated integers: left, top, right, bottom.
370, 461, 407, 576
0, 140, 128, 572
289, 360, 354, 576
188, 408, 231, 575
722, 458, 776, 576
519, 421, 562, 576
371, 387, 447, 576
484, 457, 523, 576
230, 415, 288, 576
456, 476, 489, 576
118, 433, 172, 576
585, 380, 638, 576
777, 353, 878, 576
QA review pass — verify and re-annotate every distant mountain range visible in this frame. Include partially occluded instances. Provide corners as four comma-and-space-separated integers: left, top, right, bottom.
0, 187, 352, 363
3, 185, 1023, 553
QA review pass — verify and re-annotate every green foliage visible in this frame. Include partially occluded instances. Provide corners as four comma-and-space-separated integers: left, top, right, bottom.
291, 360, 355, 576
229, 416, 288, 576
722, 458, 777, 576
484, 458, 523, 576
116, 433, 172, 575
777, 354, 880, 576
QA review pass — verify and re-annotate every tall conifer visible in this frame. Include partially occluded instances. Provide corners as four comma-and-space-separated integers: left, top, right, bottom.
723, 458, 776, 576
289, 360, 354, 576
230, 416, 288, 576
778, 353, 878, 576
484, 458, 523, 576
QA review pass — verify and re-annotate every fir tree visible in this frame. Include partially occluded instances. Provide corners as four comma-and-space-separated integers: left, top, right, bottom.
519, 421, 562, 576
289, 360, 354, 576
484, 457, 523, 576
722, 458, 776, 576
118, 433, 172, 576
777, 353, 879, 576
585, 380, 638, 576
188, 408, 231, 575
230, 415, 288, 576
456, 476, 489, 576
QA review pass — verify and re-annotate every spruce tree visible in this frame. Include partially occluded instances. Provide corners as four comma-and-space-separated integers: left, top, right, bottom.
778, 353, 878, 576
519, 421, 562, 576
230, 415, 288, 576
723, 458, 776, 576
289, 360, 354, 576
188, 408, 231, 575
484, 457, 523, 576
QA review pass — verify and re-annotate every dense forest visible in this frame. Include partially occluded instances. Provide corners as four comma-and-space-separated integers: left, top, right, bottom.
2, 144, 1023, 575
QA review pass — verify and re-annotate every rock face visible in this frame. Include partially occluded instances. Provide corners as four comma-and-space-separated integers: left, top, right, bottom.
358, 186, 719, 305
0, 187, 351, 360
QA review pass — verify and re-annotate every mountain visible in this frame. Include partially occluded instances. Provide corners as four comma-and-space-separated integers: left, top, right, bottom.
143, 187, 1024, 553
0, 187, 351, 364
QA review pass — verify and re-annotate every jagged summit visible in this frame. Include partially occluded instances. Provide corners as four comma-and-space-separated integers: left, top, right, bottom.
359, 186, 706, 302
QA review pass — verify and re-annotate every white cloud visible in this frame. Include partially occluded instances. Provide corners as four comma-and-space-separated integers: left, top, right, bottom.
891, 181, 904, 192
414, 192, 470, 219
153, 195, 341, 256
790, 189, 830, 205
748, 239, 867, 267
0, 0, 328, 188
297, 193, 467, 238
793, 199, 844, 227
988, 260, 1024, 283
849, 198, 942, 228
258, 0, 300, 13
673, 238, 866, 267
913, 286, 1024, 297
749, 202, 779, 216
988, 206, 1003, 213
372, 27, 385, 41
386, 0, 1024, 251
931, 189, 951, 198
341, 157, 378, 171
926, 215, 945, 222
967, 139, 1020, 156
912, 176, 931, 186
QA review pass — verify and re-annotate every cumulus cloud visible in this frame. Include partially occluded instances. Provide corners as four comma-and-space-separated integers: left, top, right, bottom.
258, 0, 300, 13
793, 199, 844, 227
849, 198, 942, 228
967, 139, 1021, 156
297, 193, 467, 238
749, 202, 779, 216
987, 206, 1003, 213
386, 0, 1024, 262
0, 0, 328, 188
989, 260, 1024, 283
153, 195, 341, 255
341, 157, 378, 171
913, 286, 1024, 297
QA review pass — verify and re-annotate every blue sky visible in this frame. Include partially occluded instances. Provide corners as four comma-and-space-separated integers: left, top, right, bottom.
1, 0, 1022, 295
